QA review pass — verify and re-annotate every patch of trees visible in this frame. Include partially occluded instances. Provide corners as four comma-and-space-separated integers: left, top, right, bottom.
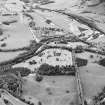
29, 21, 35, 28
20, 0, 30, 3
34, 0, 55, 5
93, 87, 105, 105
76, 58, 88, 67
75, 45, 84, 53
34, 26, 64, 32
98, 58, 105, 66
0, 73, 22, 97
4, 67, 31, 77
41, 1, 55, 5
92, 33, 99, 39
85, 48, 105, 55
0, 28, 3, 35
2, 20, 17, 25
59, 40, 68, 44
2, 13, 17, 16
29, 60, 37, 65
0, 47, 29, 52
20, 98, 35, 105
38, 63, 75, 76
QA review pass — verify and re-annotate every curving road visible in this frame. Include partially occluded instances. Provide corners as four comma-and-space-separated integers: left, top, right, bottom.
0, 89, 28, 105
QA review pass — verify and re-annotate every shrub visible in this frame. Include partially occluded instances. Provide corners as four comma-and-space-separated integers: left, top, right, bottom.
56, 58, 59, 61
29, 60, 37, 65
90, 55, 94, 58
46, 19, 52, 24
38, 52, 44, 57
35, 74, 43, 82
5, 67, 31, 77
1, 43, 6, 47
93, 86, 105, 104
29, 21, 36, 28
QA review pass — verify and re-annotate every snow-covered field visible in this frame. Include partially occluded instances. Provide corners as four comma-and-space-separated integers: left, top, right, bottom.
13, 48, 73, 71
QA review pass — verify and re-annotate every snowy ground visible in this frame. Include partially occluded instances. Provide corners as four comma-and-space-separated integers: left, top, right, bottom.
13, 48, 73, 71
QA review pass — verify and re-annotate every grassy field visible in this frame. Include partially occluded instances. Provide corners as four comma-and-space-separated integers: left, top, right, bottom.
0, 51, 25, 63
76, 51, 105, 63
22, 75, 77, 105
79, 63, 105, 103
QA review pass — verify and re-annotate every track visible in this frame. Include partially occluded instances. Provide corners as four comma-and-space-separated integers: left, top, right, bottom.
72, 50, 85, 105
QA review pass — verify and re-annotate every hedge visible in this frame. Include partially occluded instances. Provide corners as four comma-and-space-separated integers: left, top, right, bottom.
38, 63, 75, 76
